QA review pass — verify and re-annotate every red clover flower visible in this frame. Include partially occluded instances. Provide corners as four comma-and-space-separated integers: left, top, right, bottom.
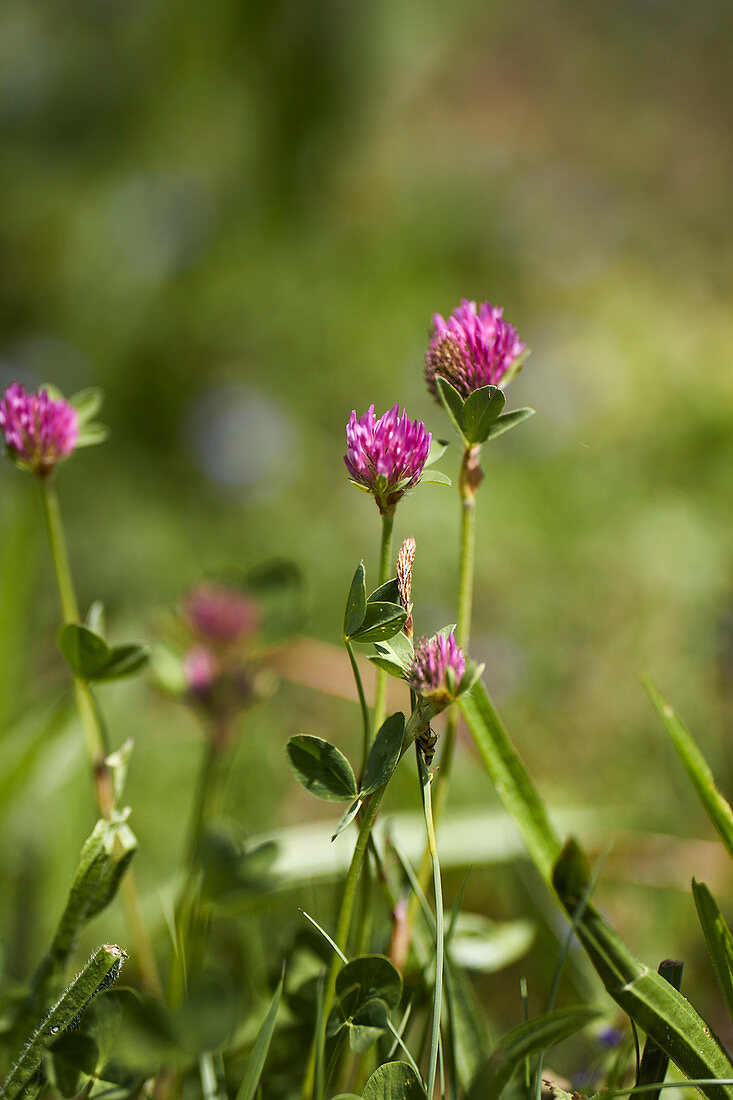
425, 299, 526, 401
185, 583, 261, 645
407, 631, 467, 710
344, 404, 431, 515
0, 382, 79, 477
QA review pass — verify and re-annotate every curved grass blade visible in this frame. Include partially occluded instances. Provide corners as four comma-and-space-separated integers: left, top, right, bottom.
553, 841, 733, 1100
643, 676, 733, 859
466, 1006, 600, 1100
692, 880, 733, 1021
458, 681, 562, 886
235, 966, 285, 1100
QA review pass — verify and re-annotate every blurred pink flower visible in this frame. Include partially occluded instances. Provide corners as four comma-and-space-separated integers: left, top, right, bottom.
0, 382, 79, 476
185, 583, 260, 644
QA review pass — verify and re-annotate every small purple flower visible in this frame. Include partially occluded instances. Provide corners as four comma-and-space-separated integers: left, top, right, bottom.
344, 404, 431, 515
0, 383, 79, 476
185, 584, 260, 645
407, 631, 467, 708
425, 299, 526, 401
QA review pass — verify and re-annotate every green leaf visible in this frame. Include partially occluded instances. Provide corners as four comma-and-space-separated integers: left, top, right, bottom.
46, 817, 137, 975
344, 562, 367, 638
349, 602, 407, 644
363, 1061, 427, 1100
95, 643, 150, 681
436, 378, 467, 444
58, 624, 111, 680
76, 424, 110, 448
458, 682, 562, 886
484, 407, 535, 441
367, 655, 406, 679
346, 997, 390, 1053
424, 438, 449, 467
552, 841, 733, 1100
336, 954, 402, 1014
51, 1032, 99, 1097
368, 578, 399, 604
467, 1006, 599, 1100
332, 798, 363, 841
461, 386, 506, 445
57, 624, 150, 683
444, 961, 489, 1094
375, 633, 414, 668
86, 599, 106, 636
418, 470, 451, 487
693, 880, 733, 1021
644, 676, 733, 859
361, 713, 405, 796
69, 388, 104, 424
235, 968, 284, 1100
286, 736, 358, 801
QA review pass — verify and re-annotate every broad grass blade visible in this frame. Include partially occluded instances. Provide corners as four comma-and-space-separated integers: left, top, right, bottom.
458, 681, 562, 886
553, 841, 733, 1100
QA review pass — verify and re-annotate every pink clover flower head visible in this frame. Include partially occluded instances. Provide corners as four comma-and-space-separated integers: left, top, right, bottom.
344, 404, 431, 515
184, 645, 219, 698
0, 382, 79, 476
425, 299, 526, 401
185, 583, 260, 645
407, 630, 467, 709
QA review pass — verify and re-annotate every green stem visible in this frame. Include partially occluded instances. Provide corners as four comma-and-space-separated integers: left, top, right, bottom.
39, 479, 160, 993
418, 750, 444, 1100
171, 721, 229, 1004
410, 445, 478, 916
372, 511, 394, 735
302, 783, 387, 1100
346, 640, 371, 777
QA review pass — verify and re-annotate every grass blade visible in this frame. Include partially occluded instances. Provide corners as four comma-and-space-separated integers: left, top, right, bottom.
693, 879, 733, 1021
553, 840, 733, 1100
458, 681, 562, 887
643, 676, 733, 859
467, 1006, 600, 1100
235, 966, 285, 1100
637, 959, 683, 1100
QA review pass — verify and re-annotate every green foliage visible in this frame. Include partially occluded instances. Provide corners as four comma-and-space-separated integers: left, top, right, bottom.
360, 713, 405, 796
467, 1006, 600, 1100
235, 970, 284, 1100
286, 735, 358, 801
692, 880, 733, 1022
57, 624, 150, 683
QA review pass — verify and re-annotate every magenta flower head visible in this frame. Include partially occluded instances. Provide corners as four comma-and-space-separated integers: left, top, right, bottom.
0, 382, 79, 477
425, 299, 526, 402
406, 630, 483, 711
185, 584, 261, 645
344, 404, 432, 515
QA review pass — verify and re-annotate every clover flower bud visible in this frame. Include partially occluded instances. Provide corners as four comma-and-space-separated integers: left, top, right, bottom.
0, 382, 79, 476
425, 299, 526, 401
184, 646, 219, 699
185, 584, 260, 645
407, 631, 467, 710
344, 404, 431, 515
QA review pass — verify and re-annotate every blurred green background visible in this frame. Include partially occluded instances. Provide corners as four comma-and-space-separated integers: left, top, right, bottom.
2, 0, 733, 1045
